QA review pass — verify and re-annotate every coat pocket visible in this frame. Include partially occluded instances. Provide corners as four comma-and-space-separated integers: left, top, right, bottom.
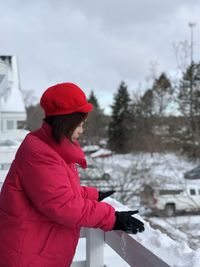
39, 226, 55, 256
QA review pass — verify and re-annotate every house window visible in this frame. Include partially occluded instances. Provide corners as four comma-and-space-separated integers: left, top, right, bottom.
0, 163, 11, 170
17, 120, 25, 129
6, 120, 14, 130
190, 189, 196, 195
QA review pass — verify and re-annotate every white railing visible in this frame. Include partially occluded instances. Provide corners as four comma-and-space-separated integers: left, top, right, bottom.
71, 228, 170, 267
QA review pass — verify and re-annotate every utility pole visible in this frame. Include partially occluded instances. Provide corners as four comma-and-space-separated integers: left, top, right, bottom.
188, 21, 196, 99
188, 22, 197, 152
188, 22, 196, 65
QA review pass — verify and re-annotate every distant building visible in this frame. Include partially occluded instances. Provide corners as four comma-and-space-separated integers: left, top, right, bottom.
0, 55, 28, 141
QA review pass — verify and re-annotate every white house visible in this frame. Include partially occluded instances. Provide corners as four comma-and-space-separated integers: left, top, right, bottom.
0, 55, 28, 186
0, 55, 28, 141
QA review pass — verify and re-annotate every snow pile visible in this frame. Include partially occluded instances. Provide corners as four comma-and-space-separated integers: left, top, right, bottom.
75, 197, 200, 266
149, 215, 200, 251
105, 198, 200, 267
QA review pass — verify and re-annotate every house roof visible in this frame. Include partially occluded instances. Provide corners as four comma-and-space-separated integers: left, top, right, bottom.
0, 55, 25, 113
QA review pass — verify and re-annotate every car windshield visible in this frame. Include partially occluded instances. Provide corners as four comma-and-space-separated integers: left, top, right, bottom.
159, 189, 183, 195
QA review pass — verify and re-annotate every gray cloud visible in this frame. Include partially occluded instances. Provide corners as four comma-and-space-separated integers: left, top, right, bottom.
0, 0, 199, 113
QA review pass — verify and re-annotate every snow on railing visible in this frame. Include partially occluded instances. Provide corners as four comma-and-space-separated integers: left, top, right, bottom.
72, 198, 200, 267
72, 227, 170, 267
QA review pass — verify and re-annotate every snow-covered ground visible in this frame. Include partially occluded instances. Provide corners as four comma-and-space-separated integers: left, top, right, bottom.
149, 214, 200, 250
91, 152, 197, 184
79, 152, 200, 266
86, 152, 200, 210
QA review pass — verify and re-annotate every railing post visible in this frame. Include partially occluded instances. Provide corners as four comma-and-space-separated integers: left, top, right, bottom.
86, 228, 105, 267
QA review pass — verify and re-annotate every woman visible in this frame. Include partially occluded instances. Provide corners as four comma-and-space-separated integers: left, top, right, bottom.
0, 82, 144, 267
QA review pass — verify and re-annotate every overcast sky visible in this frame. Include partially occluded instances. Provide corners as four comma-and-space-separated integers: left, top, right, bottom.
1, 0, 200, 113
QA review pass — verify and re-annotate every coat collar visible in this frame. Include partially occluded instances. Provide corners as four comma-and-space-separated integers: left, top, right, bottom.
34, 121, 87, 168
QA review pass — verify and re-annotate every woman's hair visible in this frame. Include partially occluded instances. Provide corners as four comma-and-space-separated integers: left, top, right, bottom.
44, 112, 87, 144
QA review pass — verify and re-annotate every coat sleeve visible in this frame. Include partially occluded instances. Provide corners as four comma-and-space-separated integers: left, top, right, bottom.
20, 151, 115, 231
80, 186, 99, 200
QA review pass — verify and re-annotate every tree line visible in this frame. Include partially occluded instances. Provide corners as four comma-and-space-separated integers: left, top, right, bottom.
25, 61, 200, 158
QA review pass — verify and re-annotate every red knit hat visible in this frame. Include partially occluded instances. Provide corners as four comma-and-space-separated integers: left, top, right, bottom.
40, 82, 93, 116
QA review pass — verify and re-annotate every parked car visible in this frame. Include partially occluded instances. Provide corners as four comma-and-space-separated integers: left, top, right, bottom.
184, 166, 200, 180
82, 145, 100, 155
78, 164, 111, 181
140, 182, 200, 216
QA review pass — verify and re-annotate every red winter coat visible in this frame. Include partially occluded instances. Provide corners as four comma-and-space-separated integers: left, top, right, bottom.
0, 122, 115, 267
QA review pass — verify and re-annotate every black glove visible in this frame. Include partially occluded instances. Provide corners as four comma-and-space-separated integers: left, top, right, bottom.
98, 190, 116, 201
113, 210, 145, 234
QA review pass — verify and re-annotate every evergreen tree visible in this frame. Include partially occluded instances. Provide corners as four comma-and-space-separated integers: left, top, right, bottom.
108, 81, 132, 153
83, 90, 107, 145
139, 88, 154, 139
140, 89, 154, 118
87, 90, 100, 110
136, 73, 173, 153
179, 62, 200, 116
153, 72, 172, 94
178, 62, 200, 157
152, 72, 172, 115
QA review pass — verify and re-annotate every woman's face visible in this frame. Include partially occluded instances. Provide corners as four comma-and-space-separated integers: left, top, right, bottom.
71, 121, 85, 142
